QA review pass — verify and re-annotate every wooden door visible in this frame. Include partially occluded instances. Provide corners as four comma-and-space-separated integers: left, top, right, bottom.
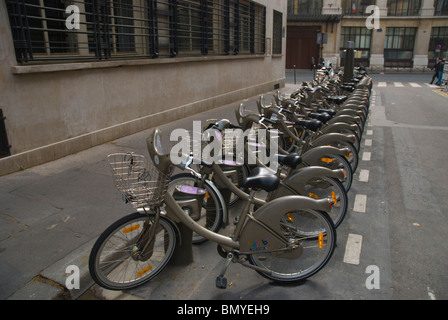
286, 26, 320, 69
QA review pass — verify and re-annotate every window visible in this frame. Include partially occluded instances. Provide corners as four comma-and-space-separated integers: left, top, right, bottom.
272, 10, 282, 55
434, 0, 448, 16
340, 27, 372, 65
428, 27, 448, 61
384, 27, 417, 60
341, 0, 375, 16
6, 0, 266, 63
387, 0, 421, 16
178, 0, 203, 54
287, 0, 323, 15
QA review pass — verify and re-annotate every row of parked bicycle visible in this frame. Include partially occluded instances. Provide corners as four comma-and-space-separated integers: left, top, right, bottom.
88, 67, 374, 291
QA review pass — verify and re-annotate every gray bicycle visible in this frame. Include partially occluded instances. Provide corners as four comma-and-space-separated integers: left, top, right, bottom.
89, 128, 337, 291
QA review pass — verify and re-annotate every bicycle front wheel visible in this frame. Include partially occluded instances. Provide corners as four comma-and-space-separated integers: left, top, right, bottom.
89, 213, 176, 291
248, 208, 336, 283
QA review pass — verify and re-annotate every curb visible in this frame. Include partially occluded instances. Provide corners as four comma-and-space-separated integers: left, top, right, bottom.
7, 238, 96, 300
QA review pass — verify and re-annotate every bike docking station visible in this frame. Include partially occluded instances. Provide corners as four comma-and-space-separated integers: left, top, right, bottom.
169, 166, 234, 266
171, 185, 207, 265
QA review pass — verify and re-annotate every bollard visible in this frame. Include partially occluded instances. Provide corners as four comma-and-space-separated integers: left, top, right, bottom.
343, 41, 355, 84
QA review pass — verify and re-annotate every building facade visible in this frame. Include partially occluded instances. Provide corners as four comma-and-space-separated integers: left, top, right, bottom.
286, 0, 448, 70
0, 0, 286, 175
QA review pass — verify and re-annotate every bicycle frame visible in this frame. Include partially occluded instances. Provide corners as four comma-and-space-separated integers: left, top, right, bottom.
147, 128, 333, 256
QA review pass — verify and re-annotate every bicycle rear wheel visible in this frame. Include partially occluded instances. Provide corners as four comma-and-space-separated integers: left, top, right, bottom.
248, 208, 336, 282
303, 176, 348, 228
89, 212, 176, 291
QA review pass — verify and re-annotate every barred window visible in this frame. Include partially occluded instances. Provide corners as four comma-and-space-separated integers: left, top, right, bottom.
341, 0, 375, 16
287, 0, 323, 15
387, 0, 421, 16
5, 0, 266, 63
434, 0, 448, 16
340, 27, 372, 65
384, 27, 417, 60
272, 10, 282, 55
428, 27, 448, 60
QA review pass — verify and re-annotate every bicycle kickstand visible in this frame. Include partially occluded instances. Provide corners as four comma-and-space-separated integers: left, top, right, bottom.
216, 252, 234, 289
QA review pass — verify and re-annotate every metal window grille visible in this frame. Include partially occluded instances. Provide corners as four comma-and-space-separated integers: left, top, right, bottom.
6, 0, 266, 63
387, 0, 422, 16
435, 0, 448, 16
272, 10, 282, 55
287, 0, 323, 15
384, 27, 417, 63
429, 27, 448, 61
341, 0, 374, 16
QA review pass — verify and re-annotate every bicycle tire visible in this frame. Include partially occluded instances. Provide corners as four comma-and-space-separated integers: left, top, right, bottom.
89, 212, 176, 291
247, 208, 336, 283
168, 173, 224, 244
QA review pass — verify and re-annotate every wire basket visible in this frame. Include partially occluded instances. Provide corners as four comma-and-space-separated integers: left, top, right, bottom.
107, 153, 170, 208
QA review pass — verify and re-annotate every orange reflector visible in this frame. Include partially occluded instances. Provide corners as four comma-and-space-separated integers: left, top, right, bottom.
122, 224, 140, 234
137, 266, 153, 277
318, 233, 324, 249
321, 158, 333, 163
205, 192, 210, 199
287, 213, 294, 222
331, 191, 337, 205
308, 193, 319, 199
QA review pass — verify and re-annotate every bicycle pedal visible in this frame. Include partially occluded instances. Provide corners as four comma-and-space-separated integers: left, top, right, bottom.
215, 276, 227, 289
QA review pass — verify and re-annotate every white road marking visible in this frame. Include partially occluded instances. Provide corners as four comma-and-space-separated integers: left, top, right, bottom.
410, 83, 421, 88
394, 82, 404, 87
353, 194, 367, 213
343, 234, 363, 265
365, 139, 372, 147
362, 152, 372, 161
359, 170, 370, 182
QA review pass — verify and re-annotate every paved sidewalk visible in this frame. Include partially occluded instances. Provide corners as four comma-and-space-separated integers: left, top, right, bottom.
0, 78, 306, 300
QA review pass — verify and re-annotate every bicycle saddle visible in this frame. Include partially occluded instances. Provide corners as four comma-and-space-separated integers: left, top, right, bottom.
326, 95, 347, 105
241, 167, 280, 192
295, 119, 322, 132
277, 153, 302, 170
308, 112, 331, 124
317, 108, 336, 117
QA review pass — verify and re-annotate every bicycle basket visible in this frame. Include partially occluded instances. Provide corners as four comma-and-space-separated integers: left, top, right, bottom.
107, 153, 170, 208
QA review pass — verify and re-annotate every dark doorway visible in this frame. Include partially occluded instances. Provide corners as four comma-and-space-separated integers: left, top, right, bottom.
0, 109, 11, 158
286, 26, 320, 69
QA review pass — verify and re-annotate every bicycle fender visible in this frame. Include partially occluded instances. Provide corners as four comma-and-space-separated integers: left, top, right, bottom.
311, 132, 356, 146
300, 146, 350, 166
335, 109, 364, 118
321, 122, 359, 135
239, 196, 331, 254
281, 166, 345, 195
